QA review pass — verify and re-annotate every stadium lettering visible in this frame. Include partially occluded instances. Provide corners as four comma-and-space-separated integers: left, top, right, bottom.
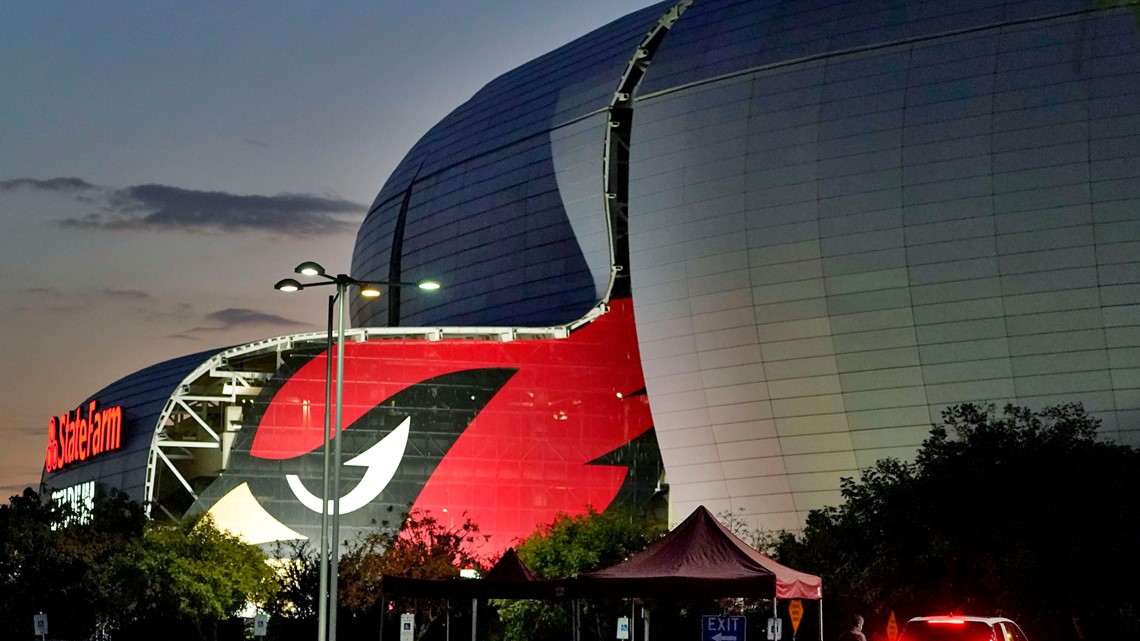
44, 401, 123, 472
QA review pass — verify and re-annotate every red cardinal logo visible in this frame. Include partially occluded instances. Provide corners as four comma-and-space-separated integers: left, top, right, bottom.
198, 298, 660, 554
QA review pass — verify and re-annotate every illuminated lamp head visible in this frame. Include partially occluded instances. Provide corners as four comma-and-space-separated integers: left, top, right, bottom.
295, 261, 325, 277
274, 278, 302, 293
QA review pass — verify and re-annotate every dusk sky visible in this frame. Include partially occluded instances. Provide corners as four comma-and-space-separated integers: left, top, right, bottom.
0, 1, 657, 497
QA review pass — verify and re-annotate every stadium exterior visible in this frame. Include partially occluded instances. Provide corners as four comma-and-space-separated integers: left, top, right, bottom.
42, 0, 1140, 546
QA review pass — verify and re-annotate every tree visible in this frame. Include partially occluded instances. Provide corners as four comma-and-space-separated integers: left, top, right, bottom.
0, 488, 146, 638
776, 403, 1140, 641
113, 514, 278, 641
717, 506, 781, 555
262, 540, 321, 640
340, 507, 488, 640
496, 506, 664, 641
1, 488, 75, 635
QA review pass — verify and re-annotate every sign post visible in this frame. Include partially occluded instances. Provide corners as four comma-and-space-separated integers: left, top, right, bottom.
767, 617, 782, 641
33, 612, 48, 640
400, 613, 414, 641
703, 615, 747, 641
788, 599, 804, 640
617, 616, 630, 639
253, 612, 269, 637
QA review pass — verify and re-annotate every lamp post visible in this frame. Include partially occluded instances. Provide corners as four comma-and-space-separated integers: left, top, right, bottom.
275, 261, 440, 641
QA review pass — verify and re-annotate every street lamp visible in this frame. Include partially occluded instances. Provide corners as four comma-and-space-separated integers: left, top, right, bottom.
275, 261, 439, 641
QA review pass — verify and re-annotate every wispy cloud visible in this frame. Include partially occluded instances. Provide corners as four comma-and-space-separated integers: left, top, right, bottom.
103, 288, 152, 301
13, 287, 306, 337
23, 286, 68, 298
76, 184, 363, 236
174, 307, 307, 339
206, 308, 306, 328
141, 302, 194, 323
18, 287, 82, 313
20, 286, 151, 307
16, 287, 160, 317
0, 177, 98, 193
2, 484, 37, 500
3, 177, 363, 237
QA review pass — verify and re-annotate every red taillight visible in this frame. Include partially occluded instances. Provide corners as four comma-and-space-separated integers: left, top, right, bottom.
927, 618, 967, 625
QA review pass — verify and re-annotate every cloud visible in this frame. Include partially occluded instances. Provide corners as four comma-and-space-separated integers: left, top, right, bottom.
20, 286, 150, 305
141, 302, 194, 323
22, 286, 68, 298
16, 287, 82, 313
1, 176, 364, 237
14, 287, 156, 316
103, 288, 152, 301
73, 183, 363, 236
2, 484, 38, 500
206, 308, 306, 328
14, 424, 44, 437
175, 307, 307, 338
0, 177, 98, 192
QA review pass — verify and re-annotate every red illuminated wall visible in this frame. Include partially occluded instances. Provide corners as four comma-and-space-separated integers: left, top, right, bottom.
199, 299, 662, 554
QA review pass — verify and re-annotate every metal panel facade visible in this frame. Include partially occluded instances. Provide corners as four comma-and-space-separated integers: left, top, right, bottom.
354, 0, 1140, 530
625, 1, 1140, 528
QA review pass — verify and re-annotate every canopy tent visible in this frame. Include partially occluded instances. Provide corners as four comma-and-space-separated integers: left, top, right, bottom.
483, 546, 536, 582
380, 508, 823, 640
574, 505, 820, 600
381, 547, 568, 599
575, 506, 823, 641
381, 507, 821, 601
757, 547, 823, 600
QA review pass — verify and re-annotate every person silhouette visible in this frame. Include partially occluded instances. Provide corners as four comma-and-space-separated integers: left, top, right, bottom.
837, 614, 867, 641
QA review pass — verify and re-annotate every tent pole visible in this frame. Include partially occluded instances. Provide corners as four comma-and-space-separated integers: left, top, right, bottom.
631, 599, 636, 641
575, 599, 581, 641
775, 598, 779, 641
818, 600, 823, 641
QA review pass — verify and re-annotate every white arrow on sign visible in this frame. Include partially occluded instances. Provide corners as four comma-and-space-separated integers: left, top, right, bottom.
712, 634, 738, 641
287, 416, 410, 514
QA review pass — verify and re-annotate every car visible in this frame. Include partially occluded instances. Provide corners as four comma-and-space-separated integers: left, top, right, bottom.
898, 615, 1029, 641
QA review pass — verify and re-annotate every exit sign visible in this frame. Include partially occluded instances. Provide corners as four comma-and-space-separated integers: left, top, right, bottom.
703, 615, 747, 641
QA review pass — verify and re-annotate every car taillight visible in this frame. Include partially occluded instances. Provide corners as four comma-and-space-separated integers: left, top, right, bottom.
927, 618, 967, 625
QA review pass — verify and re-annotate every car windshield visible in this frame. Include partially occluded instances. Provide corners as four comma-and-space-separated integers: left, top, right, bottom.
899, 621, 996, 641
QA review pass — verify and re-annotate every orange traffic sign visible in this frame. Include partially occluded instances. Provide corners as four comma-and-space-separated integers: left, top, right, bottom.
788, 599, 804, 633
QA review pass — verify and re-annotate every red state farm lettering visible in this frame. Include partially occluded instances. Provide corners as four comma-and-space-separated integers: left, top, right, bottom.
44, 401, 122, 472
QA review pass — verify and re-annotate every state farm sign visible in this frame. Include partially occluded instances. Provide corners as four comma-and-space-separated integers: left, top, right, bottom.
45, 400, 123, 472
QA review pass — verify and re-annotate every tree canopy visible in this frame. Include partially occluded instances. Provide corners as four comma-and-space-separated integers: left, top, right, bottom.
1, 490, 276, 641
113, 515, 278, 639
0, 488, 146, 637
776, 403, 1140, 641
340, 507, 488, 640
495, 506, 664, 641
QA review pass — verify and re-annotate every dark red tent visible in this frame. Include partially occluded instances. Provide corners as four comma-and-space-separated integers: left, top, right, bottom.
482, 547, 536, 582
381, 547, 567, 599
381, 507, 821, 602
573, 505, 820, 599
